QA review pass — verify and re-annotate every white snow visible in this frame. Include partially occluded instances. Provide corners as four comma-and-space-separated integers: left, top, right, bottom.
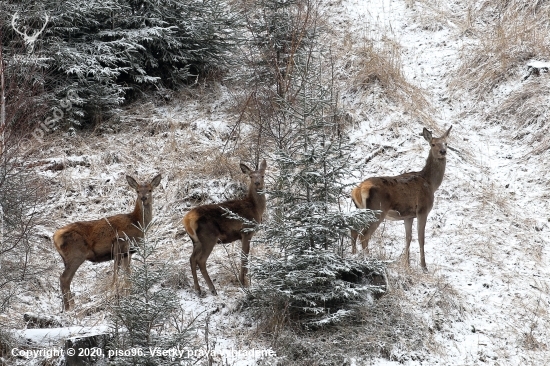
527, 60, 550, 69
13, 326, 109, 346
5, 0, 550, 365
335, 0, 550, 364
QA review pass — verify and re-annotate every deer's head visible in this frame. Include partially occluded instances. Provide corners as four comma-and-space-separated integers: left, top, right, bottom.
126, 174, 162, 206
240, 159, 267, 191
423, 126, 452, 160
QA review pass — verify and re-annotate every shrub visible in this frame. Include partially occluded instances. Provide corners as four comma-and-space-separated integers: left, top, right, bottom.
1, 0, 240, 125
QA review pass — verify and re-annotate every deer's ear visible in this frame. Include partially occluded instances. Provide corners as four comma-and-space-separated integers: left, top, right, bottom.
126, 175, 139, 189
442, 125, 452, 138
240, 163, 251, 174
259, 159, 267, 172
422, 128, 432, 142
151, 174, 162, 188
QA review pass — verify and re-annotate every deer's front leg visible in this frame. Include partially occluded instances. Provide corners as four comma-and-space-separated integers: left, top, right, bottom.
240, 233, 253, 286
417, 215, 428, 272
404, 218, 414, 267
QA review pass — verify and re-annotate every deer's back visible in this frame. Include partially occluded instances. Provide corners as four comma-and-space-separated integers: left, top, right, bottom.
53, 213, 142, 261
193, 197, 260, 221
362, 173, 435, 218
183, 197, 261, 244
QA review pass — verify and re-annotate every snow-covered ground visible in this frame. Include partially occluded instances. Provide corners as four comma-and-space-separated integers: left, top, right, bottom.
4, 0, 550, 365
338, 0, 550, 364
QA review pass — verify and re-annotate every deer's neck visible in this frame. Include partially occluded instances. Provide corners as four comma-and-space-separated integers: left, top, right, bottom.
421, 153, 446, 192
248, 185, 266, 219
133, 200, 153, 229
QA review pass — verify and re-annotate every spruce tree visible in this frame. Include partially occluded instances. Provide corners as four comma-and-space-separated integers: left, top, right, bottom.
248, 48, 386, 327
110, 226, 189, 365
1, 0, 239, 125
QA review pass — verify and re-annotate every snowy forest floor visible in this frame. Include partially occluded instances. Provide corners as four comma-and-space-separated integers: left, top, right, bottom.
4, 0, 550, 365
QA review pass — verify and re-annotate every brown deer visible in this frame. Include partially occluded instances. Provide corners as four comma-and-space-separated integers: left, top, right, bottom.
183, 160, 267, 295
351, 126, 452, 271
53, 174, 162, 310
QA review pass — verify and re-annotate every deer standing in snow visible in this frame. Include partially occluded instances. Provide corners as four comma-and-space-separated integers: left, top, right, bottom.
53, 174, 162, 310
182, 160, 267, 295
351, 127, 452, 271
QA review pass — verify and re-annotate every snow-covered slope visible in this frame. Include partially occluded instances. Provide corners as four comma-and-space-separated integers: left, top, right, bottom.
5, 0, 550, 365
338, 0, 550, 364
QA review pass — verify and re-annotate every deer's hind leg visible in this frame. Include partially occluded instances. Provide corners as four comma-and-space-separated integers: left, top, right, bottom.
358, 187, 390, 254
196, 240, 217, 295
192, 230, 218, 295
58, 234, 88, 311
359, 211, 387, 254
189, 239, 202, 294
60, 256, 86, 311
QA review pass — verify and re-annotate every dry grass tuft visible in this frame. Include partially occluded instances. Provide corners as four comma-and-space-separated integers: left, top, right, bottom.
478, 181, 511, 212
512, 291, 550, 352
246, 259, 463, 364
451, 0, 550, 99
351, 39, 435, 126
449, 1, 550, 152
453, 24, 543, 97
162, 266, 191, 290
407, 0, 460, 32
492, 80, 550, 148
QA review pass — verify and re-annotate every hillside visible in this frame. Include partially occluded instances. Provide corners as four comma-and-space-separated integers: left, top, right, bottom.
2, 0, 550, 365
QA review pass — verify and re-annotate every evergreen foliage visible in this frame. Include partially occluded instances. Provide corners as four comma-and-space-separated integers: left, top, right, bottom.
247, 19, 386, 326
232, 0, 323, 162
0, 0, 239, 125
110, 227, 190, 365
0, 28, 47, 313
251, 250, 386, 327
241, 0, 319, 99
